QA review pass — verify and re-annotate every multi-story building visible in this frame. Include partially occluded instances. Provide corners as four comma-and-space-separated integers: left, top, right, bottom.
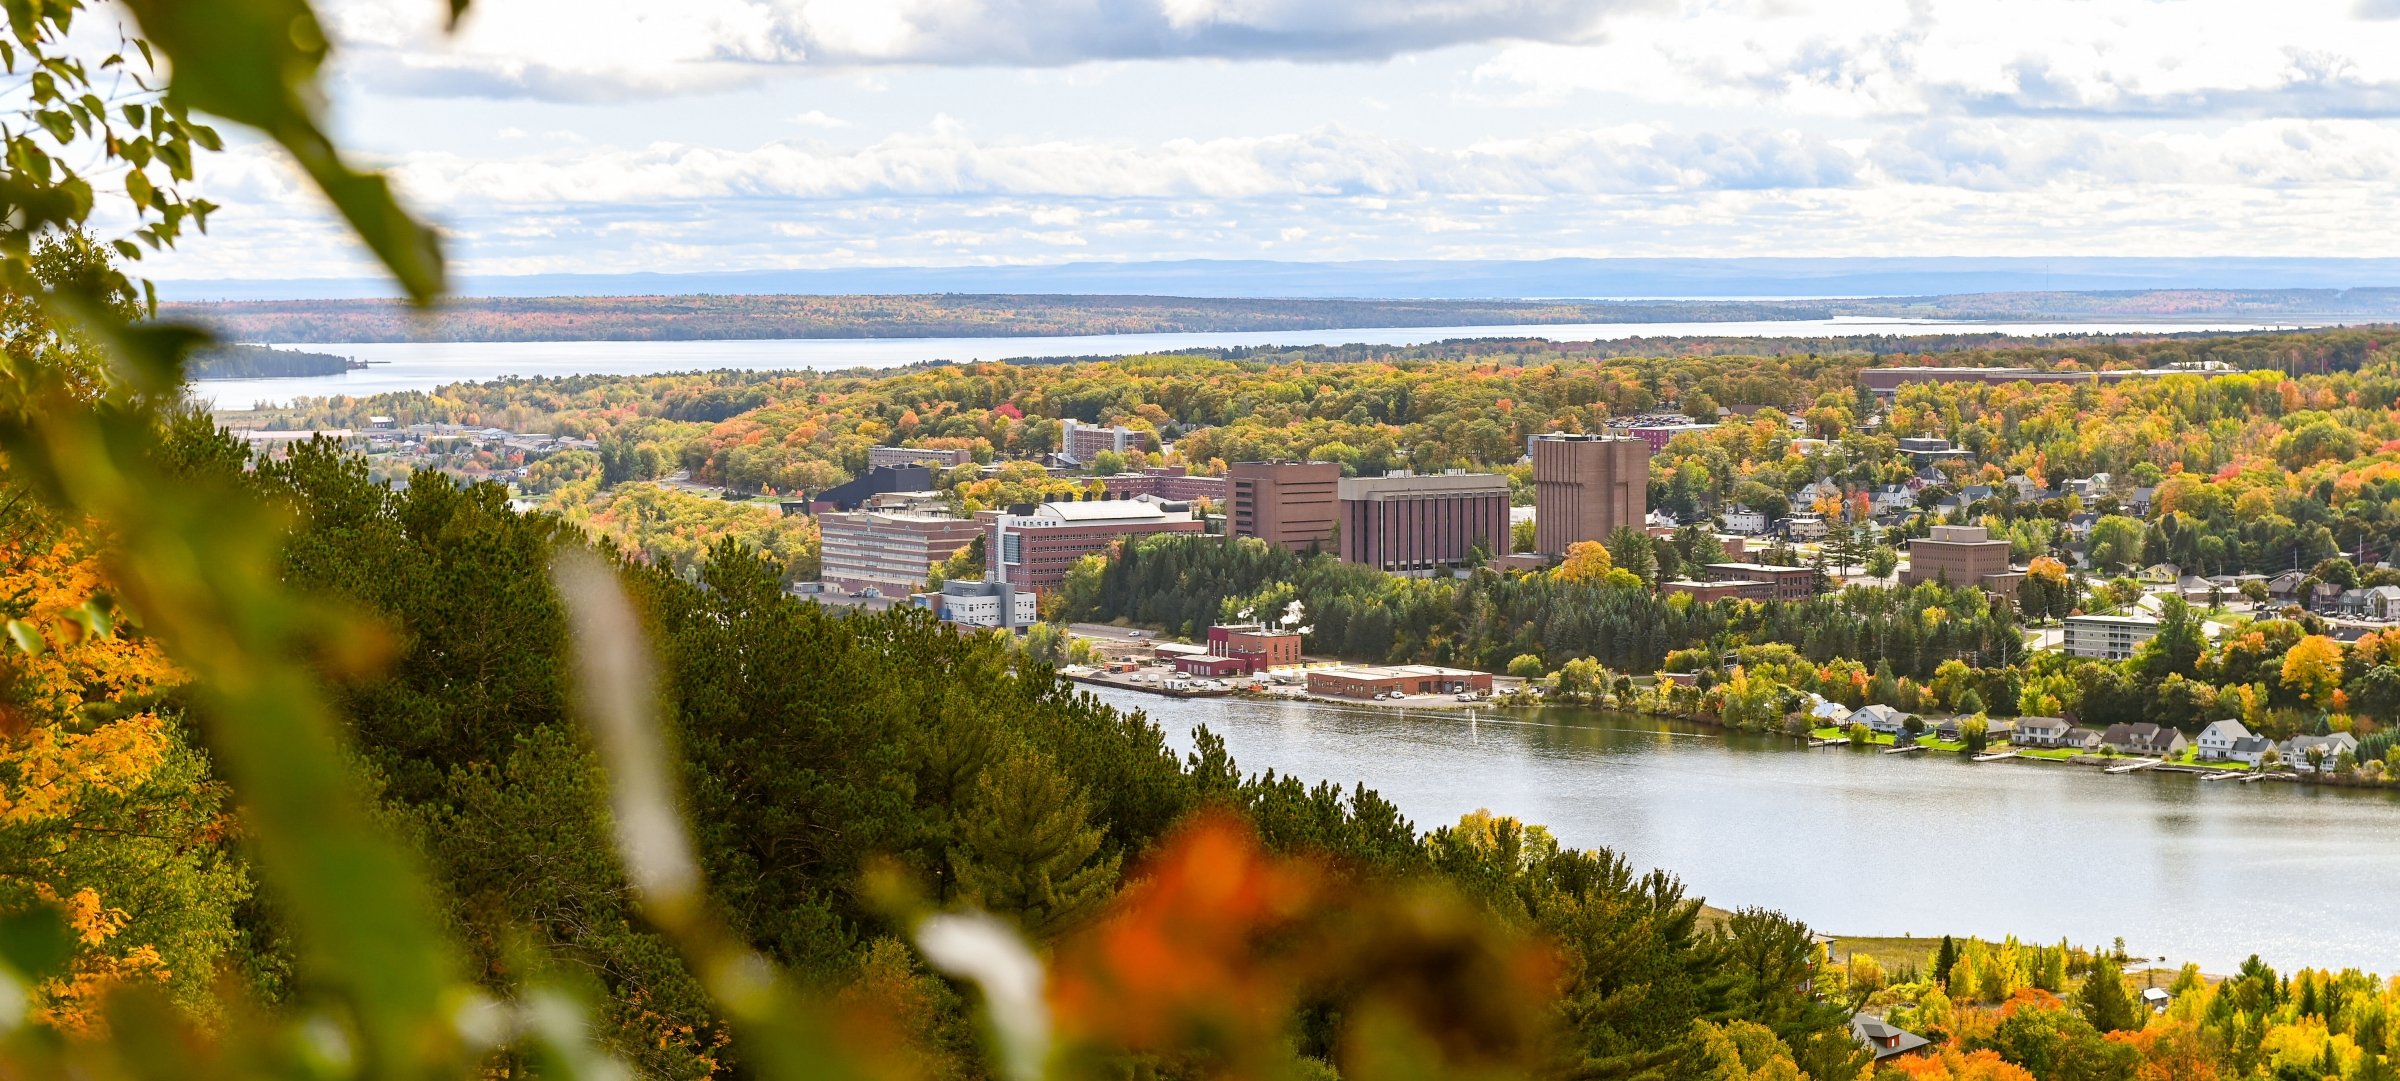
1060, 420, 1144, 464
809, 465, 935, 513
1615, 421, 1720, 452
1530, 434, 1649, 557
1720, 505, 1769, 535
1093, 466, 1229, 503
2064, 613, 2161, 660
866, 445, 973, 471
1902, 524, 2019, 599
911, 579, 1037, 630
1336, 470, 1510, 575
1661, 578, 1773, 603
1229, 460, 1341, 553
817, 510, 987, 595
1701, 562, 1819, 601
989, 498, 1205, 594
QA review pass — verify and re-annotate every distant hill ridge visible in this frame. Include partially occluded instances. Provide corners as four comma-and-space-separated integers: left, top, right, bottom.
166, 288, 2400, 345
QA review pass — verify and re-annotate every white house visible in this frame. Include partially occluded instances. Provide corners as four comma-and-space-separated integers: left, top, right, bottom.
1849, 704, 1915, 735
2285, 732, 2361, 773
2013, 717, 2076, 747
1721, 505, 1769, 535
2195, 720, 2253, 762
1785, 512, 1830, 540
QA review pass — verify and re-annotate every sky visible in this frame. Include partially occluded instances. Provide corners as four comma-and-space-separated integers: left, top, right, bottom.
137, 0, 2400, 284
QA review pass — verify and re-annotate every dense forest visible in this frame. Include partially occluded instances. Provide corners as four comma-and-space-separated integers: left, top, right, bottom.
186, 342, 363, 379
173, 293, 1824, 343
175, 291, 2400, 345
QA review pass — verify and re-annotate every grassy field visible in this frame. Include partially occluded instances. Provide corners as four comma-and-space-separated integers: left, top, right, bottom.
1827, 934, 1946, 974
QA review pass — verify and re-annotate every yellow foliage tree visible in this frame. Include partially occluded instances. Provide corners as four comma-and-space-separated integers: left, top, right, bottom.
1551, 541, 1614, 583
2280, 635, 2343, 709
0, 519, 243, 1031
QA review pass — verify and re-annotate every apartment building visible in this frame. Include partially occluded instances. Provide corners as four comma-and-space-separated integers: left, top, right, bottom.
1059, 420, 1144, 463
1701, 562, 1819, 601
2064, 614, 2161, 661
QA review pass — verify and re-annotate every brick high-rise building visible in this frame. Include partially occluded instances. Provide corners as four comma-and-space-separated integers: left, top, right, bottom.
1531, 433, 1649, 557
1337, 470, 1509, 575
1229, 460, 1340, 553
1902, 523, 2021, 600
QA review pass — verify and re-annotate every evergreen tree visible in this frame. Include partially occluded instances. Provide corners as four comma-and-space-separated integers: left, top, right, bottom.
1934, 935, 1960, 986
2074, 955, 2143, 1034
949, 746, 1122, 939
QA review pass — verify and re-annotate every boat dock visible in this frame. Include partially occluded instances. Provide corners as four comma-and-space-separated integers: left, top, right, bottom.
1972, 750, 2018, 762
1806, 737, 1848, 748
1880, 743, 1928, 755
2105, 758, 2163, 775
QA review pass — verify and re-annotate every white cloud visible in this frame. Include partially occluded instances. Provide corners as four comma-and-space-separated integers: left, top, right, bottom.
322, 0, 1640, 101
1477, 0, 2400, 119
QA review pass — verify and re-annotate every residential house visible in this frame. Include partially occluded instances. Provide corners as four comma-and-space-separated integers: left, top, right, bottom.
1721, 505, 1769, 535
2142, 988, 2173, 1014
2195, 720, 2253, 762
1851, 1015, 1931, 1063
2012, 717, 2074, 747
1936, 716, 2014, 743
2223, 735, 2275, 768
2137, 563, 2180, 586
1784, 512, 1829, 540
2099, 722, 2188, 757
1849, 704, 1916, 735
2128, 487, 2155, 516
2285, 732, 2361, 773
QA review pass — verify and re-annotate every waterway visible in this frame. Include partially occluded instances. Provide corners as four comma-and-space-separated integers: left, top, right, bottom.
1087, 688, 2400, 974
190, 316, 2317, 409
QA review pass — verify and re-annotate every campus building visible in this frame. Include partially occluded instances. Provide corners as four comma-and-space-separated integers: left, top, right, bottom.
808, 465, 936, 514
1530, 433, 1649, 557
1902, 524, 2022, 600
1306, 665, 1493, 699
865, 445, 973, 471
1059, 420, 1145, 464
1336, 470, 1510, 575
1229, 460, 1341, 553
1701, 562, 1819, 602
909, 579, 1037, 630
817, 510, 987, 595
989, 498, 1205, 594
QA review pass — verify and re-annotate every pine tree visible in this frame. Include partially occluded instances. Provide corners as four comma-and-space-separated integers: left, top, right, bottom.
1933, 935, 1959, 986
2074, 956, 2142, 1033
949, 745, 1122, 939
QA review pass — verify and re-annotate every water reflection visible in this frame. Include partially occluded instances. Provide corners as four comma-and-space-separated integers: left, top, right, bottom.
1095, 688, 2400, 973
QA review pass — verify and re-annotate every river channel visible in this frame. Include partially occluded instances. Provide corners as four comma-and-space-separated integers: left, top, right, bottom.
190, 316, 2311, 408
1087, 688, 2400, 974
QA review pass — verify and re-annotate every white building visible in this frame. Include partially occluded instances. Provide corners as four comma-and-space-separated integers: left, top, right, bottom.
1721, 505, 1769, 535
2194, 720, 2253, 762
914, 580, 1038, 629
2063, 613, 2161, 661
1785, 512, 1829, 540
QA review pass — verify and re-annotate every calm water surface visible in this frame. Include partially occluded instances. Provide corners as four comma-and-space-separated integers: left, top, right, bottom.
1093, 688, 2400, 974
190, 316, 2314, 408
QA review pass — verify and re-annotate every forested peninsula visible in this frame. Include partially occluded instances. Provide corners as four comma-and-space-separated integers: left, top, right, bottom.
167, 288, 2400, 344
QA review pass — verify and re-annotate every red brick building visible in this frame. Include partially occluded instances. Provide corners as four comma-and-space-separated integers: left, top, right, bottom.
1701, 562, 1819, 601
1337, 470, 1510, 575
990, 499, 1204, 594
1207, 624, 1305, 669
1307, 665, 1493, 699
1230, 460, 1341, 553
1531, 434, 1649, 556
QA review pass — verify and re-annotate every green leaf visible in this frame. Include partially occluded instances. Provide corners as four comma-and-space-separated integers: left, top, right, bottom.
119, 0, 445, 303
3, 619, 43, 655
125, 168, 152, 210
0, 908, 74, 982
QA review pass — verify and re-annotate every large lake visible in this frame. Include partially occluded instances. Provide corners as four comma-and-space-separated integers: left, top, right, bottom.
191, 316, 2316, 409
1091, 688, 2400, 975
